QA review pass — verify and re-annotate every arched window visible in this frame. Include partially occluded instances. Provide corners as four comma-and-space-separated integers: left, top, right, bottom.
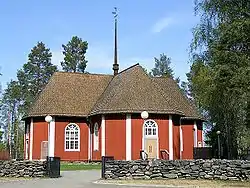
93, 123, 99, 151
144, 120, 158, 137
65, 123, 80, 151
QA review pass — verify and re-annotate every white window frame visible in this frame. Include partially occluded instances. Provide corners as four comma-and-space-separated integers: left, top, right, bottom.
144, 119, 158, 138
65, 123, 80, 151
93, 123, 99, 151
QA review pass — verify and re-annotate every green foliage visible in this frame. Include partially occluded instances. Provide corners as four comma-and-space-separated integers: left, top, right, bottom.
61, 36, 88, 73
0, 80, 24, 158
0, 41, 57, 159
17, 42, 58, 114
187, 0, 250, 158
0, 129, 3, 143
140, 66, 149, 75
150, 53, 174, 78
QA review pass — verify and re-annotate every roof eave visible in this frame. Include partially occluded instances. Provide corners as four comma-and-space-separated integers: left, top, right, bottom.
23, 113, 88, 120
181, 116, 206, 121
88, 109, 185, 116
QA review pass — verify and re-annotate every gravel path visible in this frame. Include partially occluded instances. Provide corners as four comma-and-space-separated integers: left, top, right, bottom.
0, 170, 185, 188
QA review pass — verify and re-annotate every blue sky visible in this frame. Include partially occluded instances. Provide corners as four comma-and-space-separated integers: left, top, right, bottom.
0, 0, 199, 90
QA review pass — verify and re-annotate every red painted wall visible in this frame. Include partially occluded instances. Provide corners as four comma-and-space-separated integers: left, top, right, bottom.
105, 114, 126, 160
91, 115, 102, 161
156, 116, 169, 159
32, 118, 48, 160
54, 117, 89, 161
131, 114, 170, 160
173, 119, 180, 160
28, 114, 201, 161
131, 115, 143, 160
197, 122, 203, 146
181, 124, 194, 159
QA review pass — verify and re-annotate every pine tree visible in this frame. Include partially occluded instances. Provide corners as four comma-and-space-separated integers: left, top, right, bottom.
17, 42, 58, 114
1, 80, 22, 157
61, 36, 88, 73
150, 53, 174, 78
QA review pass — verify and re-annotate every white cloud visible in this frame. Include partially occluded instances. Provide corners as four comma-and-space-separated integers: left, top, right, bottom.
151, 17, 174, 33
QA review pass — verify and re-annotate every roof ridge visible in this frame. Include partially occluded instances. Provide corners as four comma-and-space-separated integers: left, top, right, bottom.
88, 69, 136, 115
55, 71, 112, 76
88, 76, 115, 115
150, 76, 185, 115
116, 63, 140, 75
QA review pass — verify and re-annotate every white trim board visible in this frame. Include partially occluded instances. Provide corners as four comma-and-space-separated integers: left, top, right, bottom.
169, 115, 173, 160
29, 118, 33, 160
48, 117, 55, 157
126, 114, 132, 160
101, 115, 106, 156
194, 121, 198, 147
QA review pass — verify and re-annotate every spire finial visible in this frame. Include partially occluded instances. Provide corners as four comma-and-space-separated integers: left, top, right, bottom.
112, 7, 119, 76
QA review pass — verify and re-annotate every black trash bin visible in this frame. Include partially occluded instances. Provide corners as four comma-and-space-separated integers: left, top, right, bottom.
46, 156, 61, 178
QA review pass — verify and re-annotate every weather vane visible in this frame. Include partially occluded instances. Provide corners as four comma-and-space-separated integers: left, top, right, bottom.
112, 7, 118, 18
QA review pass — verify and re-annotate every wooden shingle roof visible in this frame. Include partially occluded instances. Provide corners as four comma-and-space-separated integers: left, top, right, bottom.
90, 64, 184, 116
152, 77, 203, 120
27, 72, 112, 117
27, 64, 202, 120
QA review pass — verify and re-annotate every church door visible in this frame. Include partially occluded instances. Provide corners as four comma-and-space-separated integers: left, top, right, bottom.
143, 120, 158, 159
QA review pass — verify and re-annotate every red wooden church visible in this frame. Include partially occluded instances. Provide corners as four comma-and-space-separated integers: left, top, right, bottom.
23, 62, 204, 161
23, 12, 204, 161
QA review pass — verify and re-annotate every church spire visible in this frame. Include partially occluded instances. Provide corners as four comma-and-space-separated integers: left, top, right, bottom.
112, 7, 119, 76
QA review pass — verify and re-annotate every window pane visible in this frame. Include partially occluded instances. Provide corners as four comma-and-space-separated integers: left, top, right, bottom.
75, 141, 79, 149
66, 131, 69, 140
66, 141, 69, 149
145, 128, 148, 135
70, 141, 74, 149
75, 132, 78, 139
148, 128, 152, 135
70, 132, 74, 139
153, 128, 156, 135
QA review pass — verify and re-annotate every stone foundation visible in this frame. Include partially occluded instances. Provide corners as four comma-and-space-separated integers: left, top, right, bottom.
0, 160, 47, 178
104, 159, 250, 181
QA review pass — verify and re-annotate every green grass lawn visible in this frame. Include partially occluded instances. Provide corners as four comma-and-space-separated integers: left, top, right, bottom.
60, 162, 101, 171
